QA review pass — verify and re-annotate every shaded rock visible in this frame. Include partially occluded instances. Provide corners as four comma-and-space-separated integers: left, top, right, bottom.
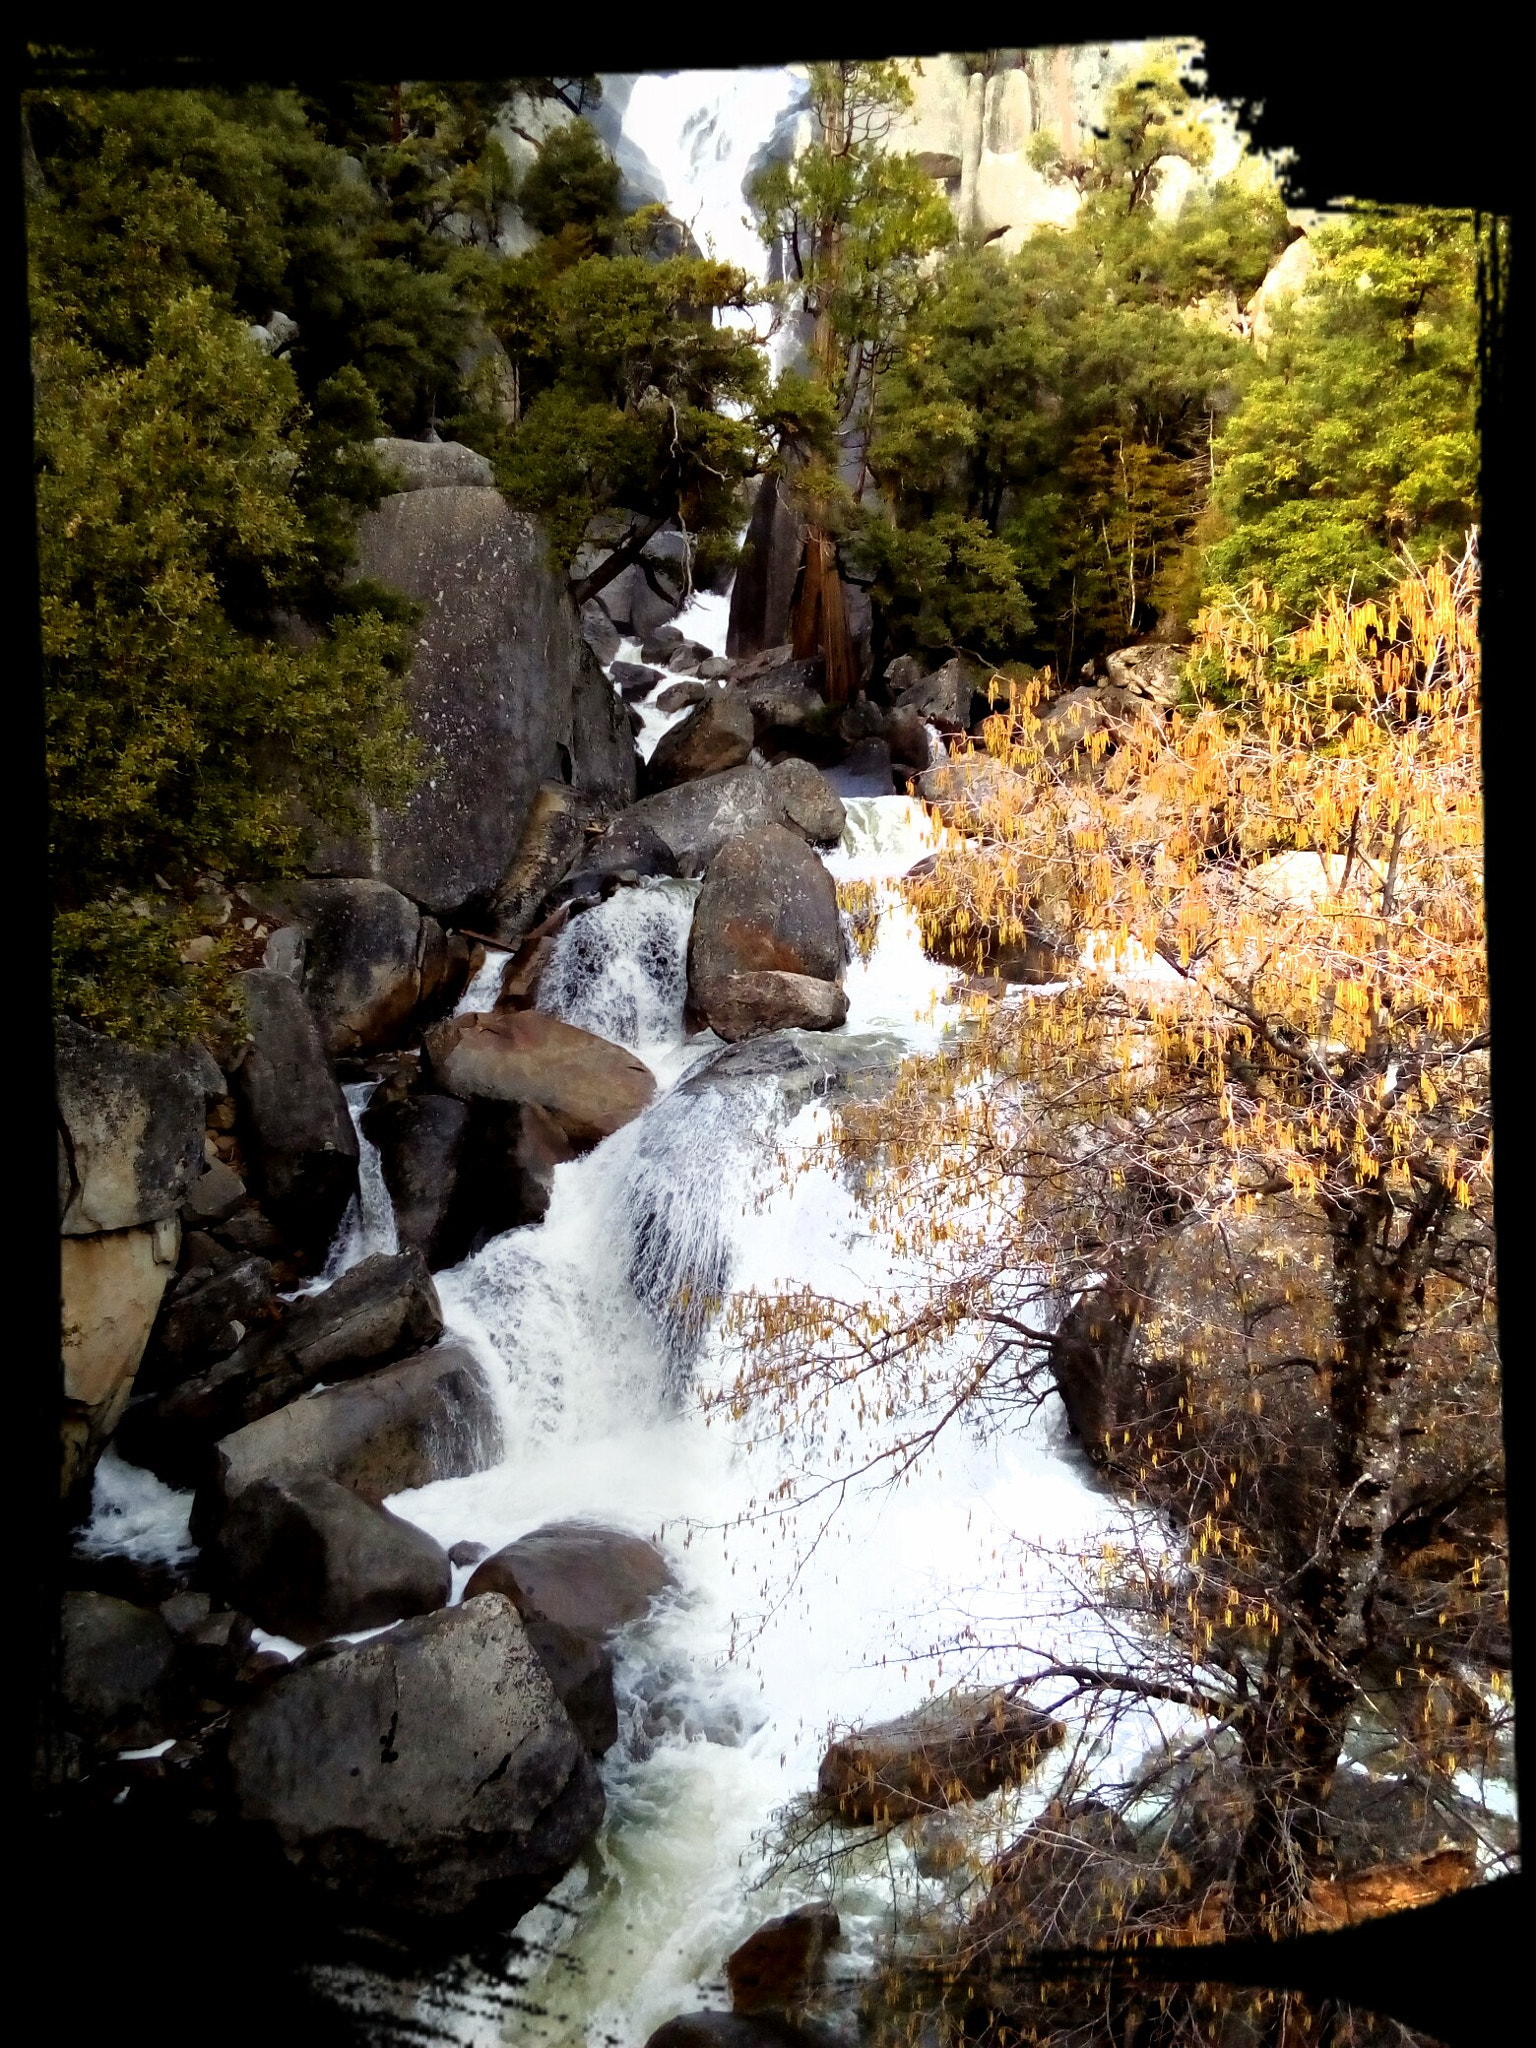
728, 1904, 840, 2015
198, 1341, 500, 1534
678, 1030, 904, 1114
646, 2018, 828, 2048
361, 1090, 476, 1268
465, 1521, 675, 1640
225, 1594, 603, 1925
423, 1010, 655, 1150
817, 1691, 1065, 1824
666, 640, 712, 673
121, 1252, 444, 1486
726, 471, 804, 661
697, 656, 733, 681
655, 679, 712, 714
61, 1589, 176, 1749
542, 820, 679, 912
612, 661, 664, 701
688, 826, 843, 994
883, 653, 926, 697
209, 1470, 450, 1645
522, 1616, 619, 1757
449, 1540, 487, 1568
141, 1254, 277, 1392
767, 759, 845, 846
496, 906, 574, 1009
570, 639, 640, 814
605, 766, 808, 875
579, 599, 621, 665
182, 1159, 247, 1225
228, 969, 359, 1266
895, 656, 987, 732
216, 1210, 284, 1257
371, 436, 493, 492
1038, 685, 1111, 762
732, 659, 827, 747
347, 488, 593, 915
1103, 643, 1186, 707
61, 1219, 180, 1508
644, 691, 755, 793
482, 783, 600, 946
823, 738, 893, 801
240, 880, 468, 1057
693, 972, 848, 1043
57, 1017, 208, 1235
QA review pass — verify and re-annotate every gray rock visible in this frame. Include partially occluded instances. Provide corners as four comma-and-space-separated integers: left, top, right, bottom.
225, 1594, 604, 1923
228, 969, 359, 1264
121, 1251, 444, 1486
691, 972, 849, 1043
61, 1589, 176, 1749
371, 436, 494, 492
726, 472, 804, 661
665, 641, 711, 673
914, 753, 1026, 830
209, 1470, 451, 1645
611, 661, 664, 701
766, 759, 845, 845
883, 705, 931, 771
883, 653, 927, 696
348, 488, 591, 915
198, 1341, 501, 1531
182, 1159, 247, 1225
465, 1522, 675, 1640
696, 656, 733, 681
579, 599, 621, 665
677, 1030, 904, 1113
731, 659, 827, 747
56, 1017, 207, 1235
655, 679, 712, 715
1038, 685, 1111, 760
569, 640, 639, 815
1103, 643, 1186, 706
638, 626, 686, 663
823, 738, 893, 800
361, 1087, 572, 1269
262, 924, 306, 982
689, 825, 843, 991
895, 655, 987, 731
644, 691, 755, 793
422, 1010, 655, 1151
521, 1617, 619, 1757
241, 879, 469, 1057
543, 819, 678, 910
142, 1253, 276, 1389
62, 1221, 182, 1509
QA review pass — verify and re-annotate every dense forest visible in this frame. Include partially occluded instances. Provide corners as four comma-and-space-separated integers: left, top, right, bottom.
32, 52, 1506, 2048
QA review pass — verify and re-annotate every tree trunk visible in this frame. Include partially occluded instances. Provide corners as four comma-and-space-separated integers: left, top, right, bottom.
568, 509, 672, 610
791, 531, 856, 704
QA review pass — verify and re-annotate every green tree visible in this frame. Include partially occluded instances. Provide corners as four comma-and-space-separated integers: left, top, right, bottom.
1202, 206, 1481, 621
516, 119, 621, 247
750, 60, 954, 699
1028, 47, 1214, 212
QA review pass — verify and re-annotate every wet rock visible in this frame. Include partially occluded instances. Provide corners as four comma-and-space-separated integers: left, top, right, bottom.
612, 661, 664, 701
481, 782, 603, 946
361, 1091, 477, 1268
121, 1252, 444, 1485
61, 1218, 181, 1508
817, 1691, 1065, 1824
895, 655, 987, 732
678, 1030, 904, 1113
579, 599, 621, 664
228, 969, 359, 1267
197, 1341, 500, 1534
448, 1539, 488, 1569
57, 1017, 208, 1235
423, 1010, 655, 1150
542, 827, 678, 913
239, 880, 469, 1057
225, 1594, 604, 1925
655, 678, 712, 714
371, 436, 493, 491
605, 765, 838, 875
732, 659, 828, 748
638, 625, 686, 662
521, 1616, 619, 1757
465, 1521, 675, 1640
61, 1589, 176, 1749
728, 1904, 840, 2015
666, 640, 713, 673
644, 691, 756, 793
570, 638, 640, 815
823, 738, 893, 801
882, 705, 932, 773
693, 972, 849, 1043
690, 827, 845, 987
209, 1470, 451, 1645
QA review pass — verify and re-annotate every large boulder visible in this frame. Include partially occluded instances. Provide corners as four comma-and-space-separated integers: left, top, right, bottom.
120, 1250, 444, 1486
726, 472, 805, 661
225, 1594, 604, 1924
361, 1086, 573, 1269
422, 1010, 655, 1150
208, 1470, 451, 1645
371, 436, 493, 491
687, 832, 844, 983
895, 656, 987, 732
644, 691, 755, 793
914, 752, 1026, 832
241, 880, 470, 1057
56, 1017, 209, 1235
61, 1219, 181, 1504
1102, 643, 1185, 707
728, 1905, 841, 2016
696, 973, 849, 1043
610, 763, 845, 876
196, 1341, 500, 1538
678, 1030, 905, 1114
817, 1691, 1065, 1824
60, 1589, 176, 1750
139, 1252, 278, 1392
731, 659, 828, 749
228, 969, 359, 1266
464, 1521, 675, 1640
346, 487, 608, 916
569, 640, 640, 815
